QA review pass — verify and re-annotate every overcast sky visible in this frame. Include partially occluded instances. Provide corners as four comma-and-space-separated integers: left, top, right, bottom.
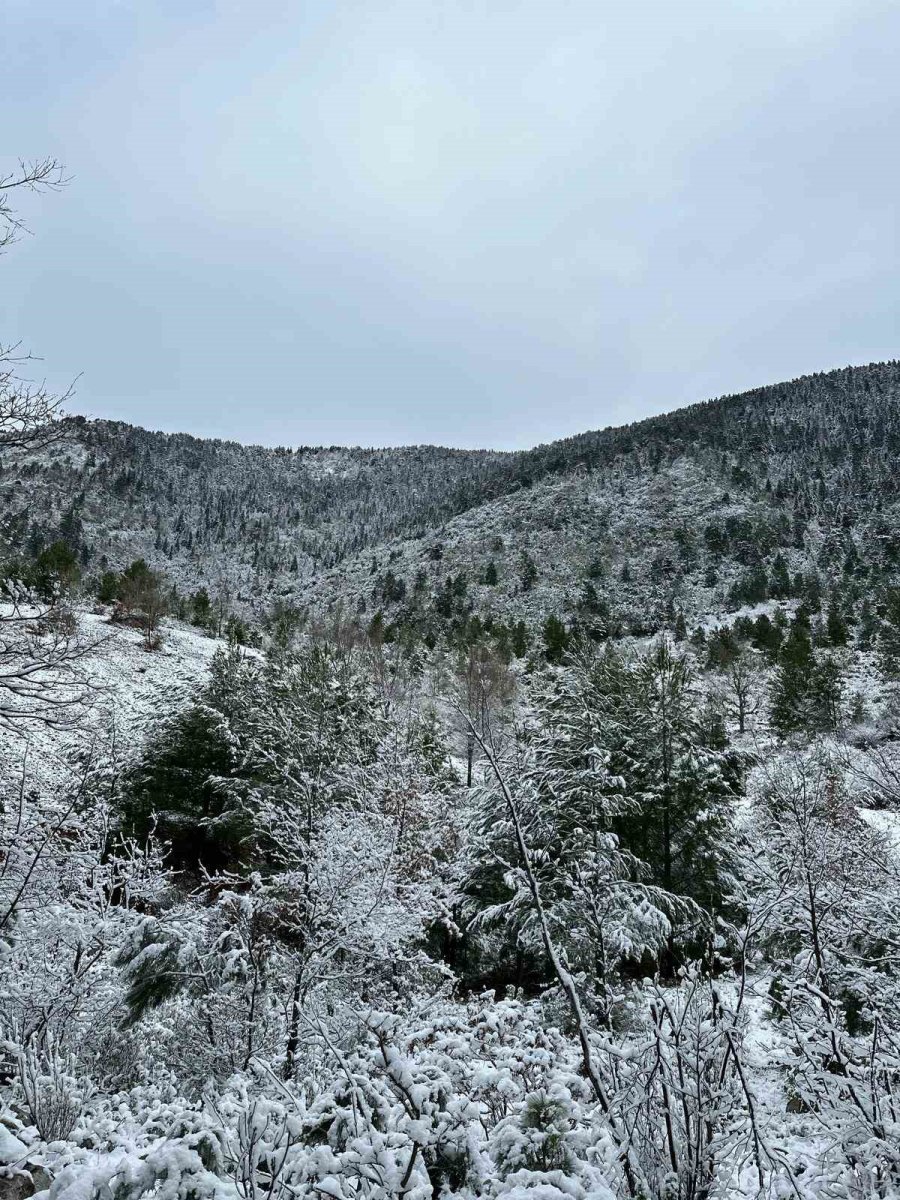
3, 1, 898, 449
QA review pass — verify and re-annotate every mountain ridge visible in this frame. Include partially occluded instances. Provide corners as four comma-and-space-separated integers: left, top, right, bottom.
3, 359, 900, 639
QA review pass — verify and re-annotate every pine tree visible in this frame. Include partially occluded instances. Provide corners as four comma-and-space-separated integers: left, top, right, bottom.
811, 652, 843, 731
857, 596, 878, 648
770, 607, 816, 735
825, 591, 848, 646
520, 552, 538, 592
770, 553, 791, 598
542, 614, 569, 664
511, 620, 529, 658
878, 587, 900, 678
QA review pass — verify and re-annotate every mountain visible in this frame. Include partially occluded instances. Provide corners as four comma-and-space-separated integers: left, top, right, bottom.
6, 360, 900, 1198
3, 360, 900, 641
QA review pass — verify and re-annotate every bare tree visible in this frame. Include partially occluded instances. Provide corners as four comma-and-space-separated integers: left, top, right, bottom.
1, 158, 66, 250
1, 160, 71, 444
0, 157, 105, 726
454, 640, 515, 786
724, 645, 762, 734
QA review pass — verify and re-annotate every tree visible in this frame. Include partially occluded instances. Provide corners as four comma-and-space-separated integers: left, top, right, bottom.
467, 647, 688, 1013
96, 569, 121, 605
469, 639, 740, 974
29, 540, 80, 600
750, 612, 781, 659
771, 608, 844, 735
511, 619, 529, 658
622, 638, 741, 918
878, 586, 900, 677
724, 645, 761, 734
769, 553, 791, 598
117, 640, 441, 1085
825, 590, 848, 646
812, 652, 843, 732
453, 638, 514, 787
542, 614, 569, 664
117, 559, 169, 650
520, 552, 538, 592
120, 660, 246, 872
770, 607, 815, 735
747, 748, 900, 1187
0, 158, 99, 728
190, 586, 212, 628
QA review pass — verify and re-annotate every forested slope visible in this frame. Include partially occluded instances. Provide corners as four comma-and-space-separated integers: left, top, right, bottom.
4, 361, 900, 640
4, 363, 900, 1197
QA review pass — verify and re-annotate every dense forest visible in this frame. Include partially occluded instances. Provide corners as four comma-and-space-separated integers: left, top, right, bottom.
6, 359, 900, 651
4, 168, 900, 1200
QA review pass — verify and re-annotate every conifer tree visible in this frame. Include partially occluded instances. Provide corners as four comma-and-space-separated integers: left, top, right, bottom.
825, 590, 848, 646
542, 614, 569, 664
770, 607, 816, 734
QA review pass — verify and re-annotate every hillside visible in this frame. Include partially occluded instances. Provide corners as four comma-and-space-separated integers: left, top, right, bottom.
5, 363, 900, 1198
4, 360, 898, 646
300, 359, 900, 638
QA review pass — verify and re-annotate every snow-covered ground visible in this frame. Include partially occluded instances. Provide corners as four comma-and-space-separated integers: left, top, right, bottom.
859, 806, 900, 851
0, 611, 221, 798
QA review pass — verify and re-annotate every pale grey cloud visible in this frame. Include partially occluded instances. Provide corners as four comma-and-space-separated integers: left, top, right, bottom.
3, 0, 898, 448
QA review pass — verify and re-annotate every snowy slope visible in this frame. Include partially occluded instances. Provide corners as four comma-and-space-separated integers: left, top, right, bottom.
0, 612, 221, 799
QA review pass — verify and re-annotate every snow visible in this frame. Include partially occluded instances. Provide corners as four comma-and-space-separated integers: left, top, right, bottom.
859, 807, 900, 852
0, 610, 222, 797
0, 1124, 27, 1165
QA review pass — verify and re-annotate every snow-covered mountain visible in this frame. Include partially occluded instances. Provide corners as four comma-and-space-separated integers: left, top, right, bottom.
5, 362, 900, 1198
4, 360, 900, 641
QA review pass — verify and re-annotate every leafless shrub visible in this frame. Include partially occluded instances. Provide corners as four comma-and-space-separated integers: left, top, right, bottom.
15, 1037, 91, 1143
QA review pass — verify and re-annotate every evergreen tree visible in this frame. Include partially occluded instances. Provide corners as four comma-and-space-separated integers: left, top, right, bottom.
191, 586, 212, 627
770, 608, 844, 734
511, 620, 529, 658
542, 614, 569, 664
856, 596, 878, 648
811, 652, 843, 732
32, 540, 80, 599
770, 608, 816, 735
770, 553, 791, 598
878, 587, 900, 678
825, 591, 848, 646
96, 569, 121, 605
520, 553, 538, 592
120, 648, 247, 871
621, 638, 740, 915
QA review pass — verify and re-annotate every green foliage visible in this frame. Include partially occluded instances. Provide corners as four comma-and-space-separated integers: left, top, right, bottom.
96, 570, 121, 604
727, 565, 768, 608
542, 614, 569, 664
770, 608, 843, 734
32, 540, 80, 599
879, 587, 900, 678
520, 552, 538, 592
824, 590, 849, 646
120, 695, 245, 872
576, 580, 613, 640
191, 587, 212, 626
770, 553, 791, 599
615, 639, 742, 913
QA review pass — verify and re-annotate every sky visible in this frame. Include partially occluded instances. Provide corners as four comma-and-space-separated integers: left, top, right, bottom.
2, 1, 899, 450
